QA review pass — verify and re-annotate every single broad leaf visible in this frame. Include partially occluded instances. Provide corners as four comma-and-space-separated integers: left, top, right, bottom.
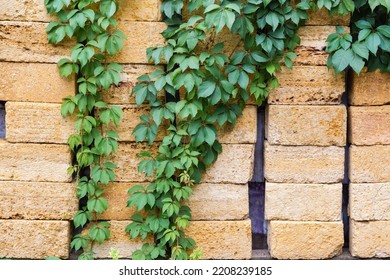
198, 81, 216, 98
352, 42, 369, 60
377, 25, 390, 38
366, 33, 381, 55
331, 48, 354, 73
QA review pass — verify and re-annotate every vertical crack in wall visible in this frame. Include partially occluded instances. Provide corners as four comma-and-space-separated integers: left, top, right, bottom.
249, 104, 267, 249
342, 70, 352, 248
0, 101, 5, 139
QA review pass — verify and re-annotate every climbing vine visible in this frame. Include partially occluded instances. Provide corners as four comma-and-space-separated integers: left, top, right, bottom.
45, 0, 389, 260
45, 0, 124, 260
127, 0, 389, 260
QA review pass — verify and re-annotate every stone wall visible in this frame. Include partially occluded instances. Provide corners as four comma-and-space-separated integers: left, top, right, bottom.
0, 2, 389, 260
0, 2, 76, 258
349, 71, 390, 258
264, 14, 348, 259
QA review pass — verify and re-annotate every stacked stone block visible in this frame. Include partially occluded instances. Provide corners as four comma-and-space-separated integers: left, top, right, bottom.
0, 3, 77, 259
349, 71, 390, 258
263, 12, 348, 259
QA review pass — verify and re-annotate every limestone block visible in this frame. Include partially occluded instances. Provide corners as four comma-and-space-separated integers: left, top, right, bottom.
266, 105, 346, 146
6, 102, 75, 144
0, 220, 70, 259
265, 183, 342, 221
350, 183, 390, 221
115, 21, 166, 64
186, 220, 252, 259
84, 220, 151, 259
202, 144, 254, 184
91, 220, 252, 259
0, 62, 74, 103
268, 221, 343, 259
349, 106, 390, 145
0, 140, 71, 182
187, 183, 249, 220
218, 106, 257, 144
349, 145, 390, 183
117, 0, 162, 22
268, 66, 345, 105
108, 104, 256, 144
306, 8, 350, 26
294, 26, 349, 66
100, 183, 249, 221
264, 142, 344, 183
103, 64, 164, 104
350, 220, 390, 258
350, 70, 390, 106
0, 0, 54, 22
0, 21, 71, 63
0, 0, 161, 22
110, 143, 158, 182
0, 181, 77, 220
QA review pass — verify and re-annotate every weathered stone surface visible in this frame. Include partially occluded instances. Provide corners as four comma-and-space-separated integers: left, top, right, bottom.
218, 106, 257, 144
101, 182, 249, 221
264, 142, 344, 183
268, 66, 345, 105
103, 64, 164, 104
6, 102, 75, 144
265, 183, 342, 221
349, 145, 390, 183
350, 183, 390, 221
202, 144, 254, 184
349, 106, 390, 145
266, 105, 346, 146
0, 0, 161, 22
110, 143, 158, 182
188, 184, 249, 220
306, 8, 350, 26
350, 70, 390, 106
117, 0, 162, 22
0, 21, 71, 63
186, 220, 252, 259
295, 26, 349, 66
0, 220, 70, 259
0, 140, 71, 182
350, 220, 390, 258
85, 220, 151, 259
0, 181, 77, 220
92, 220, 252, 259
0, 62, 74, 103
268, 221, 343, 259
115, 21, 166, 64
0, 0, 54, 22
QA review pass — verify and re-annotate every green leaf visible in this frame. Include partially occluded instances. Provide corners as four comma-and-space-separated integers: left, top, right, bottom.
377, 26, 390, 38
352, 42, 369, 60
366, 33, 381, 54
331, 48, 354, 73
198, 81, 216, 98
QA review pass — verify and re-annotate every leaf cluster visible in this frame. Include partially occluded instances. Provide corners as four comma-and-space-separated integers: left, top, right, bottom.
45, 0, 124, 259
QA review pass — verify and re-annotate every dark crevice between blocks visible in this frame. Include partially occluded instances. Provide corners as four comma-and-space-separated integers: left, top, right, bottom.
342, 69, 351, 248
0, 101, 6, 139
250, 103, 267, 249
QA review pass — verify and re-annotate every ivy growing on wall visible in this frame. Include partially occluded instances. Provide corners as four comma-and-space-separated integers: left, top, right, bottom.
45, 0, 124, 260
45, 0, 389, 260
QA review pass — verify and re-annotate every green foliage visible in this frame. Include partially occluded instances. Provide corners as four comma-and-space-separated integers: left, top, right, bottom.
46, 0, 388, 261
45, 0, 123, 259
128, 0, 318, 260
326, 0, 390, 73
